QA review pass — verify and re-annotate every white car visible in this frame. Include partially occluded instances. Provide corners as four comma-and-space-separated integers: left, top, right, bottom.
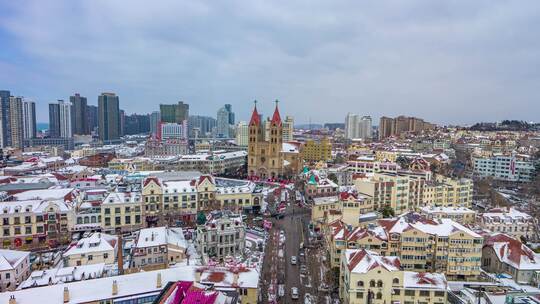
291, 256, 297, 265
291, 287, 299, 300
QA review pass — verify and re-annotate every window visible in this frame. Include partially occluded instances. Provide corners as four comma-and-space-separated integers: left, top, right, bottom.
393, 289, 401, 295
356, 292, 364, 299
357, 281, 364, 287
419, 290, 430, 297
393, 278, 399, 285
376, 292, 382, 299
369, 280, 376, 287
104, 253, 108, 259
434, 291, 445, 297
88, 255, 93, 261
377, 280, 383, 287
405, 290, 415, 296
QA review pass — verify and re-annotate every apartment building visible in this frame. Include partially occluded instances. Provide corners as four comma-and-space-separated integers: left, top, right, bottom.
418, 206, 476, 225
62, 232, 117, 267
132, 227, 187, 270
379, 214, 483, 280
479, 208, 535, 240
482, 233, 540, 286
347, 155, 400, 175
196, 211, 245, 262
354, 173, 424, 214
326, 213, 483, 280
473, 153, 537, 182
101, 192, 143, 233
301, 137, 332, 162
339, 249, 447, 304
0, 249, 31, 292
422, 175, 473, 207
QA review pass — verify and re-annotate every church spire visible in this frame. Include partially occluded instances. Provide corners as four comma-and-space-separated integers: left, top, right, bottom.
249, 100, 261, 126
270, 99, 282, 126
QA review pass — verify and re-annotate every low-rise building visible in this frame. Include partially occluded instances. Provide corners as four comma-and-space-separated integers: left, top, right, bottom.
101, 192, 143, 233
0, 249, 31, 292
132, 227, 187, 270
305, 174, 338, 201
339, 249, 447, 304
418, 206, 476, 224
302, 137, 332, 162
196, 211, 245, 262
479, 208, 535, 240
62, 232, 117, 267
482, 233, 540, 286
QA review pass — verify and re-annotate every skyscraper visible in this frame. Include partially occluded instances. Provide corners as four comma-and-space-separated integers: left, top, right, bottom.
22, 99, 36, 139
224, 104, 235, 124
160, 101, 189, 123
9, 97, 23, 149
58, 100, 72, 138
124, 113, 151, 135
49, 103, 61, 138
0, 90, 11, 148
216, 106, 230, 138
70, 93, 88, 135
86, 105, 98, 134
150, 111, 161, 137
98, 93, 121, 141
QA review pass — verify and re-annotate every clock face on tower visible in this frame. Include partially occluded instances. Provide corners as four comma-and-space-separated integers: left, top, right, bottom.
261, 157, 266, 163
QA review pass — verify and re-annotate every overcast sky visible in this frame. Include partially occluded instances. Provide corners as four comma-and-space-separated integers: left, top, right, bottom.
1, 1, 539, 125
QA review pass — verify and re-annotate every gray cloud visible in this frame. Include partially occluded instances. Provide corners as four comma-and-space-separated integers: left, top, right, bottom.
1, 0, 539, 124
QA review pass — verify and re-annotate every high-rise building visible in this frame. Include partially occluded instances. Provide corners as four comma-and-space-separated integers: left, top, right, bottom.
124, 113, 150, 135
58, 100, 72, 138
235, 121, 248, 147
9, 96, 23, 149
358, 116, 372, 139
70, 93, 88, 135
282, 116, 294, 142
120, 109, 125, 137
160, 101, 189, 123
150, 111, 161, 137
345, 113, 372, 140
160, 122, 188, 140
0, 90, 11, 148
216, 106, 230, 138
22, 100, 36, 139
98, 93, 121, 141
86, 105, 98, 134
188, 115, 216, 137
48, 103, 61, 138
224, 104, 235, 124
379, 116, 435, 139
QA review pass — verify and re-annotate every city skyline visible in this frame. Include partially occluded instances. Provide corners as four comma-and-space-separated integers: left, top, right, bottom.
1, 1, 540, 125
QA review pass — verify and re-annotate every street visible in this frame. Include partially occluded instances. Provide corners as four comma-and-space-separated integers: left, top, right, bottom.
260, 188, 334, 304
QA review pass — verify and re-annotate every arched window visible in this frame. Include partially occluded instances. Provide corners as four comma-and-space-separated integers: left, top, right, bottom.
393, 278, 399, 285
357, 281, 364, 287
376, 292, 382, 299
84, 217, 90, 224
377, 280, 383, 287
369, 280, 376, 287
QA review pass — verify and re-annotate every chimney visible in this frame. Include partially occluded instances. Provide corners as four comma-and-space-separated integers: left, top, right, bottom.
117, 234, 124, 275
156, 272, 162, 289
63, 287, 69, 303
112, 280, 118, 296
8, 295, 16, 304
